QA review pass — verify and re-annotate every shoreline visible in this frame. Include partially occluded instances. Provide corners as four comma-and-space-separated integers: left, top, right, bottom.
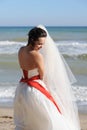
0, 107, 87, 130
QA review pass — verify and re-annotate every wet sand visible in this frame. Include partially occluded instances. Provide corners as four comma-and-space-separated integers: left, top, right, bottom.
0, 107, 87, 130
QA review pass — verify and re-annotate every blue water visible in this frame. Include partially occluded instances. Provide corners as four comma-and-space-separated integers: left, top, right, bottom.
0, 26, 87, 111
0, 26, 87, 41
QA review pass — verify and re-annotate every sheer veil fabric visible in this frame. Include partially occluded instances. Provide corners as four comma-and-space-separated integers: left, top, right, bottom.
38, 25, 80, 130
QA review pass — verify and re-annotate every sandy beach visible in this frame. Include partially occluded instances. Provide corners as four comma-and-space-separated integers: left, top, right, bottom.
0, 108, 15, 130
0, 107, 87, 130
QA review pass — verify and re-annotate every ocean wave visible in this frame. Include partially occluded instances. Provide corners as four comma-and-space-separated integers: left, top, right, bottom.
0, 83, 16, 99
0, 40, 87, 46
0, 41, 21, 46
56, 41, 87, 46
0, 41, 25, 54
63, 54, 87, 60
0, 83, 87, 103
73, 86, 87, 102
0, 41, 87, 57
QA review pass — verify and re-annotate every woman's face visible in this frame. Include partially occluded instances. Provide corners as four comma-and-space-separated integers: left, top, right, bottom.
34, 37, 46, 50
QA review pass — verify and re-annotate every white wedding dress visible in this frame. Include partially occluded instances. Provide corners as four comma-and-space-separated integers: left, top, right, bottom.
14, 68, 78, 130
14, 25, 80, 130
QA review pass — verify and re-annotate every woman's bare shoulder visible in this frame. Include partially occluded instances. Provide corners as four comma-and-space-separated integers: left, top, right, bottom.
18, 46, 25, 55
19, 46, 25, 52
30, 51, 43, 59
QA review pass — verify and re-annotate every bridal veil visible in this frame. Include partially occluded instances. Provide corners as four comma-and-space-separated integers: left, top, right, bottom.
38, 25, 80, 130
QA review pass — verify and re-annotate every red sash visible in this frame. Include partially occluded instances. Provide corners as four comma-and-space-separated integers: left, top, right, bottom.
20, 70, 61, 114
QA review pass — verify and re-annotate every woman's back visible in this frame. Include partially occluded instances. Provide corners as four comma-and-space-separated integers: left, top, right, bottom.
18, 43, 45, 80
18, 46, 38, 70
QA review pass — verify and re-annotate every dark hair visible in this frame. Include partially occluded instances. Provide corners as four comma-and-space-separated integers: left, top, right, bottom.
27, 27, 47, 46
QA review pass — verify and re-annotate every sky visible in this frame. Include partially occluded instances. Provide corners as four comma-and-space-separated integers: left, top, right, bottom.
0, 0, 87, 26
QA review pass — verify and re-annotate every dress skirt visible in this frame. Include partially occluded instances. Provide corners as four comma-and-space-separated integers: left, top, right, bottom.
14, 79, 75, 130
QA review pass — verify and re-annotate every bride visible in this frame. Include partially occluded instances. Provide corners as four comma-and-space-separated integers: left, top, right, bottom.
14, 25, 81, 130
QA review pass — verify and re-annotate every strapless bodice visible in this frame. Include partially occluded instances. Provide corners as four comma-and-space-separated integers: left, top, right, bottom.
22, 68, 39, 79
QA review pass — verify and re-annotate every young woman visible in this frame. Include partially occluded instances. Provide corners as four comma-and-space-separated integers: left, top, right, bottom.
14, 25, 81, 130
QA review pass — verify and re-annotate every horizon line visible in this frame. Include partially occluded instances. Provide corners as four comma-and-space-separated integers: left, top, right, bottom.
0, 25, 87, 27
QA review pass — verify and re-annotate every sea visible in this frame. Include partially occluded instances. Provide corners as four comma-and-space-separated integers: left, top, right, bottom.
0, 26, 87, 113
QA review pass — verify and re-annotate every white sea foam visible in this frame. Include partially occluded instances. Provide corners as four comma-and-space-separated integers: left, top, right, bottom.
0, 41, 21, 46
0, 41, 25, 54
56, 41, 87, 56
0, 41, 87, 56
0, 83, 16, 99
73, 86, 87, 102
0, 83, 87, 103
0, 82, 87, 111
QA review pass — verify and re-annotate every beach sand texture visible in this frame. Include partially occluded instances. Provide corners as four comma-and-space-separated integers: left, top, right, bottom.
0, 108, 87, 130
0, 108, 15, 130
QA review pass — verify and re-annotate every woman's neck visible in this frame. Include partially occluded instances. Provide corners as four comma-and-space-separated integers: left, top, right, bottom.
26, 44, 34, 51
